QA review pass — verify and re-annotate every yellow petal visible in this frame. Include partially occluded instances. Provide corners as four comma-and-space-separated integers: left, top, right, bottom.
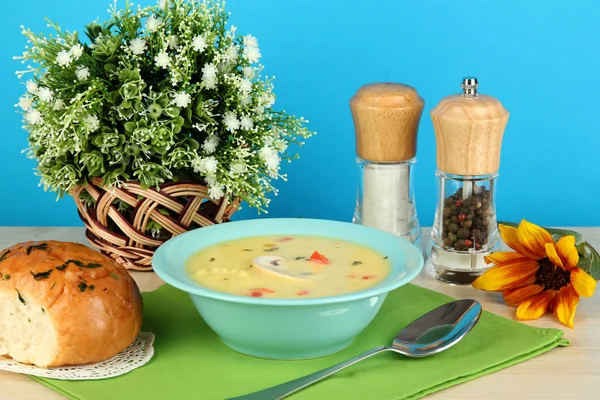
556, 236, 579, 270
502, 284, 544, 307
516, 290, 556, 320
517, 220, 554, 260
498, 224, 540, 260
553, 285, 579, 328
570, 268, 596, 297
484, 252, 528, 265
472, 259, 539, 292
545, 243, 565, 270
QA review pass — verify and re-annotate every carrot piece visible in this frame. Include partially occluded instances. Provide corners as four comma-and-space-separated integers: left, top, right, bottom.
308, 251, 329, 264
361, 275, 376, 280
250, 291, 263, 297
252, 287, 275, 293
348, 274, 356, 278
297, 290, 309, 296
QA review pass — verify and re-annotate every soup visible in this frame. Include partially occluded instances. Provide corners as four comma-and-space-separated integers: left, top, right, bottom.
185, 235, 391, 298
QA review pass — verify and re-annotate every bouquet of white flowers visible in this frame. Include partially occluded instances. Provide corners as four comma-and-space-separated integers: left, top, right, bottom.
14, 0, 314, 215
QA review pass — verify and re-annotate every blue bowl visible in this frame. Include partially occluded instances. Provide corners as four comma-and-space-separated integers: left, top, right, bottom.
152, 218, 424, 359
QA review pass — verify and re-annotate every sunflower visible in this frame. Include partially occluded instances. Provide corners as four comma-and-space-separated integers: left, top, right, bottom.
472, 219, 596, 328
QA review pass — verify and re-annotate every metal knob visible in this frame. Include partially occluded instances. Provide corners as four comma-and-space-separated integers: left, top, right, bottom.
461, 77, 479, 98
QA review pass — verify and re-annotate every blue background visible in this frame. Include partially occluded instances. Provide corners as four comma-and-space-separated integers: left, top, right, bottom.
1, 0, 598, 227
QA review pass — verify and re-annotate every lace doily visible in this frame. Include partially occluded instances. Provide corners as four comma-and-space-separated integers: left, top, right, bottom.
0, 332, 154, 380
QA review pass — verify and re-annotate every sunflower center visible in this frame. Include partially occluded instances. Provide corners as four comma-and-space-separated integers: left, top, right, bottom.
535, 258, 570, 290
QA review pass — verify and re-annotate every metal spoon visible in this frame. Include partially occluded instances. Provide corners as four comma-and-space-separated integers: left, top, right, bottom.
227, 299, 482, 400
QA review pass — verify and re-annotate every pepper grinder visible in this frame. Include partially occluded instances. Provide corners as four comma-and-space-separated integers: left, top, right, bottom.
425, 77, 509, 283
350, 82, 424, 245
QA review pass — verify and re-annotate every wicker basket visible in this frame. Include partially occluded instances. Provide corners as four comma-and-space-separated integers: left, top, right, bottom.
72, 177, 239, 271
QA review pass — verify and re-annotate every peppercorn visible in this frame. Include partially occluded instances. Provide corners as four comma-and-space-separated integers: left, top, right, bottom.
457, 228, 470, 239
460, 220, 473, 229
443, 207, 453, 217
448, 223, 459, 233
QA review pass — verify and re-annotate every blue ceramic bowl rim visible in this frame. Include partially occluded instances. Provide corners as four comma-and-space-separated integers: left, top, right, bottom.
152, 218, 424, 306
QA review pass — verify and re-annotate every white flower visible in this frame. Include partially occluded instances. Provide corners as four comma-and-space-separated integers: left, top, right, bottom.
254, 105, 265, 114
202, 135, 219, 154
70, 44, 84, 60
26, 80, 38, 94
243, 46, 261, 63
172, 92, 192, 108
202, 64, 218, 89
76, 66, 90, 81
167, 35, 179, 49
53, 99, 65, 111
25, 109, 43, 125
146, 16, 162, 33
242, 67, 254, 79
155, 51, 171, 69
259, 145, 281, 172
192, 34, 207, 52
129, 38, 147, 55
84, 115, 100, 132
158, 0, 167, 8
230, 162, 248, 175
208, 184, 225, 200
37, 87, 53, 103
273, 138, 288, 152
260, 92, 275, 107
223, 112, 240, 132
243, 35, 259, 49
240, 116, 254, 130
239, 79, 252, 94
240, 95, 252, 107
193, 156, 218, 175
56, 50, 72, 67
17, 95, 33, 111
224, 45, 238, 62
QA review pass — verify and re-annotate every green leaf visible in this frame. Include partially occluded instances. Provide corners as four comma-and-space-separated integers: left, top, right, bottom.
577, 242, 600, 280
497, 221, 585, 244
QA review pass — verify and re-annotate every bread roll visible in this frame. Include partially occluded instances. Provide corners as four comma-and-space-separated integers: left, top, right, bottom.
0, 241, 143, 368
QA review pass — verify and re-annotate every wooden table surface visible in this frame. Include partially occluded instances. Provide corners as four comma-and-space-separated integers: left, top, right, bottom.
1, 226, 599, 400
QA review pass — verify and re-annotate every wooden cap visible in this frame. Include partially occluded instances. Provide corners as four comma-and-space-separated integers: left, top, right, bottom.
350, 83, 424, 162
431, 87, 509, 175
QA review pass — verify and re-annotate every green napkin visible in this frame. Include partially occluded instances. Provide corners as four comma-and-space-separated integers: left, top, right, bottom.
30, 283, 568, 400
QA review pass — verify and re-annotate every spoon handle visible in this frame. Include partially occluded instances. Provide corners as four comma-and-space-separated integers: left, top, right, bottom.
226, 345, 392, 400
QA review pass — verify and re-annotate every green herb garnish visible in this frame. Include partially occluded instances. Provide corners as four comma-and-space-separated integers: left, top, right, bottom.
110, 273, 118, 280
242, 249, 252, 252
209, 258, 215, 262
57, 259, 86, 271
28, 318, 31, 323
41, 308, 45, 313
352, 261, 363, 266
383, 256, 388, 260
17, 289, 25, 305
264, 247, 279, 252
89, 285, 95, 290
3, 274, 10, 280
86, 263, 102, 269
0, 250, 10, 262
26, 243, 48, 255
50, 282, 56, 290
295, 256, 305, 260
31, 269, 53, 280
77, 282, 88, 292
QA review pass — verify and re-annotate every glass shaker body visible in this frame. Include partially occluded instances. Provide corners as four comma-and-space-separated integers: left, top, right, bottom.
425, 171, 500, 283
353, 157, 421, 246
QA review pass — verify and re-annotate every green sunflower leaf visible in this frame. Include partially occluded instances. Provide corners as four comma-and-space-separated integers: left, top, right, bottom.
576, 242, 600, 280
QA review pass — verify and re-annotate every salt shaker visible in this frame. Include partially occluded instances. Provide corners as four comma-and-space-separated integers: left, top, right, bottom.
350, 83, 424, 245
425, 77, 509, 283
